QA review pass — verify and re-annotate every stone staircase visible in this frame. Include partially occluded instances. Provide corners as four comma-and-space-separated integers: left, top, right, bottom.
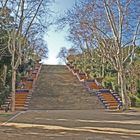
15, 63, 41, 110
97, 90, 122, 110
14, 89, 32, 111
67, 64, 122, 111
29, 65, 103, 110
1, 64, 122, 111
1, 63, 41, 111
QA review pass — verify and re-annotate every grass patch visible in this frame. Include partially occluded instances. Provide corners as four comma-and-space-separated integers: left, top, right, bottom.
0, 113, 14, 117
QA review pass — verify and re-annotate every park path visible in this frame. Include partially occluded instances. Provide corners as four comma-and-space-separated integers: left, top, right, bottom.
0, 65, 140, 140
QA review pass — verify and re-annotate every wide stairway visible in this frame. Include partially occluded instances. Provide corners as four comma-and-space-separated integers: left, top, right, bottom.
67, 64, 122, 111
29, 65, 103, 110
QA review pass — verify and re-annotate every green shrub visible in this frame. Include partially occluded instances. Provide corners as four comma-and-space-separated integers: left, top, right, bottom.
137, 80, 140, 98
103, 76, 117, 90
129, 94, 140, 107
135, 97, 140, 107
0, 86, 10, 106
130, 95, 136, 107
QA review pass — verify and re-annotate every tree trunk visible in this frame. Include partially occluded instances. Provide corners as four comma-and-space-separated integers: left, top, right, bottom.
101, 57, 105, 77
119, 70, 129, 110
117, 72, 120, 86
11, 68, 16, 112
123, 72, 131, 109
3, 65, 7, 86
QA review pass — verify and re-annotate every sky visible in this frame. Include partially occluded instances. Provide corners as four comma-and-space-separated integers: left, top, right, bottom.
43, 0, 77, 64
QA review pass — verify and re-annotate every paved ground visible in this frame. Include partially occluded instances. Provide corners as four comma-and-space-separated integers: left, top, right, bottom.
0, 65, 140, 140
0, 109, 140, 140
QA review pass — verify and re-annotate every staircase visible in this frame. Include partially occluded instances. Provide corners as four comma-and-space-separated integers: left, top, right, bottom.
84, 82, 122, 110
1, 64, 122, 111
1, 63, 41, 111
29, 65, 103, 110
96, 90, 122, 110
15, 89, 31, 111
84, 80, 102, 90
14, 63, 41, 110
67, 64, 122, 111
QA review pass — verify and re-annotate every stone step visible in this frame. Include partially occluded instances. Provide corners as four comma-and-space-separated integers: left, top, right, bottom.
15, 106, 28, 111
106, 102, 119, 106
15, 103, 28, 106
106, 106, 118, 110
97, 91, 121, 111
103, 100, 118, 103
29, 65, 103, 110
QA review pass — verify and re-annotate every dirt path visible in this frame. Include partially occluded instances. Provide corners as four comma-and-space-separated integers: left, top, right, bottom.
0, 65, 140, 140
1, 109, 140, 140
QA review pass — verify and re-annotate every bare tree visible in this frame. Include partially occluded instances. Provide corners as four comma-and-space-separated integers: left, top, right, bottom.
0, 0, 52, 111
60, 0, 140, 110
57, 47, 68, 64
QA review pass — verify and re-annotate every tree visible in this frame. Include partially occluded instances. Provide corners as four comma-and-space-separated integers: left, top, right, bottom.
57, 47, 68, 64
58, 0, 140, 110
0, 0, 52, 111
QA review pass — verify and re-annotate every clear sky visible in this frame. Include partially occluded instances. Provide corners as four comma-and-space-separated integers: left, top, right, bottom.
43, 0, 77, 64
